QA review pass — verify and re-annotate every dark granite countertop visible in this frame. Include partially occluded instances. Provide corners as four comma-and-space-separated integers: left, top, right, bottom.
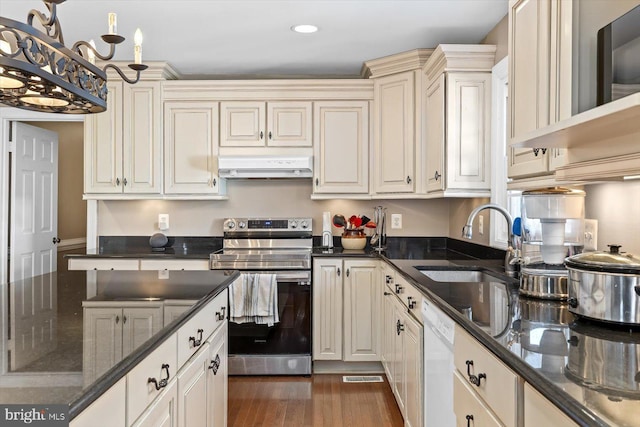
316, 241, 637, 427
0, 269, 238, 420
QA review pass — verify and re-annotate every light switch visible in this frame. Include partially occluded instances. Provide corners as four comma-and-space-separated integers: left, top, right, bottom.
158, 214, 169, 231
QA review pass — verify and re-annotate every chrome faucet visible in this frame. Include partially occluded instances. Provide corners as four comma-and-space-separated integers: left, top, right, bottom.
462, 203, 520, 277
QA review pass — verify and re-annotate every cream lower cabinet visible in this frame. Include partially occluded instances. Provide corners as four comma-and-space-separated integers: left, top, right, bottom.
71, 378, 127, 427
454, 325, 519, 427
524, 383, 577, 427
164, 101, 224, 195
206, 322, 228, 427
453, 370, 502, 427
132, 379, 178, 427
82, 303, 163, 386
382, 274, 423, 427
312, 258, 380, 362
312, 101, 369, 195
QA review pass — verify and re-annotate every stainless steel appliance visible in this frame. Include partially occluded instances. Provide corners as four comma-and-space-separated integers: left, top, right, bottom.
210, 217, 312, 375
566, 245, 640, 325
520, 187, 585, 299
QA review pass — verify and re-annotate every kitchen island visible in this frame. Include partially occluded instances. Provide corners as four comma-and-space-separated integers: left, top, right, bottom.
0, 268, 237, 423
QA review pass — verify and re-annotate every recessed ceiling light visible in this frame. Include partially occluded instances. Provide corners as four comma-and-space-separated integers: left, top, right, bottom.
291, 24, 318, 34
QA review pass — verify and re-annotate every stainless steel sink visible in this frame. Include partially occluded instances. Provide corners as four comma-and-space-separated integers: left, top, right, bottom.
418, 269, 507, 283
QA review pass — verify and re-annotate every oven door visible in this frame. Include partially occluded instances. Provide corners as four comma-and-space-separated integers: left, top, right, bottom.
227, 270, 311, 375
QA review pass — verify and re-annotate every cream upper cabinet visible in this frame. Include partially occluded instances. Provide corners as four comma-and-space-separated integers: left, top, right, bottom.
84, 81, 162, 194
373, 71, 416, 193
422, 45, 495, 197
508, 0, 571, 179
220, 101, 312, 147
164, 101, 224, 195
312, 101, 369, 195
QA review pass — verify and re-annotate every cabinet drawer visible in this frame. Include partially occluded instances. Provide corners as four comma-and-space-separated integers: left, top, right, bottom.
68, 258, 139, 270
454, 325, 517, 426
71, 378, 126, 427
177, 289, 227, 367
524, 383, 577, 426
127, 333, 178, 425
453, 370, 503, 427
139, 259, 210, 271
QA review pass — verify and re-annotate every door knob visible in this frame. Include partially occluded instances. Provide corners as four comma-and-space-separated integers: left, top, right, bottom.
52, 237, 61, 244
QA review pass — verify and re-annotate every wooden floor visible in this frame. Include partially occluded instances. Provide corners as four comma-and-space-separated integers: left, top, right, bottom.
228, 374, 404, 427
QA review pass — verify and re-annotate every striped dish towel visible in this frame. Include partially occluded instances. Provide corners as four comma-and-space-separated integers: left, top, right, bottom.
229, 273, 279, 326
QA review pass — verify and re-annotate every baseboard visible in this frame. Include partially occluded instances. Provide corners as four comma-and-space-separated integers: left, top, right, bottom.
312, 360, 384, 374
58, 237, 86, 250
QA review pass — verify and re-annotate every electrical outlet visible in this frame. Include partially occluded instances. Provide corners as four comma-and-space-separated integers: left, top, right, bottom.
584, 219, 598, 251
158, 213, 169, 231
478, 214, 484, 236
391, 213, 402, 229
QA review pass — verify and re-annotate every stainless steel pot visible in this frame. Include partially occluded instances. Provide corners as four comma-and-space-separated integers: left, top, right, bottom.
566, 245, 640, 325
566, 322, 640, 396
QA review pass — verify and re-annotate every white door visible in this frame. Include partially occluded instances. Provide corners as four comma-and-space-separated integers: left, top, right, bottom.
10, 122, 59, 282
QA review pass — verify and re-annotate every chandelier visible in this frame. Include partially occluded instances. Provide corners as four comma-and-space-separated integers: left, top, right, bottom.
0, 0, 147, 114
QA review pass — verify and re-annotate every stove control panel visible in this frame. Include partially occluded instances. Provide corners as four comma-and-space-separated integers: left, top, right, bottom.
223, 218, 312, 232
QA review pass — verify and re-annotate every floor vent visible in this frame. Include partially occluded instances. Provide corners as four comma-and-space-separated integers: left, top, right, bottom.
342, 375, 384, 383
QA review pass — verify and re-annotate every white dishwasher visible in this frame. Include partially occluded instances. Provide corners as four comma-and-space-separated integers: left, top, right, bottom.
422, 297, 456, 427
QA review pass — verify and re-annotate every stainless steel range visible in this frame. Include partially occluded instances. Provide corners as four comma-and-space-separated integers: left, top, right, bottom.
210, 217, 312, 375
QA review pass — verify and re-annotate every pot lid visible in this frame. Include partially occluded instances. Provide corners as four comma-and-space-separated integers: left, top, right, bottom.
566, 245, 640, 273
522, 187, 585, 196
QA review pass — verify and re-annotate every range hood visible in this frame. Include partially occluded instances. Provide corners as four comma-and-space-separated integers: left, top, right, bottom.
218, 156, 313, 179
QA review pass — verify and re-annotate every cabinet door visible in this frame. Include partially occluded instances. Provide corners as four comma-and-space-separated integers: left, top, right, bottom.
425, 75, 445, 192
267, 101, 312, 147
381, 281, 396, 382
446, 72, 491, 191
524, 383, 577, 426
403, 312, 423, 427
122, 306, 163, 358
84, 81, 123, 193
207, 322, 228, 427
508, 147, 549, 178
313, 101, 369, 194
220, 101, 266, 147
343, 260, 380, 362
508, 0, 572, 180
391, 296, 406, 416
453, 371, 502, 427
123, 82, 162, 194
312, 259, 343, 360
177, 342, 210, 427
82, 307, 123, 386
164, 101, 221, 194
131, 379, 178, 427
71, 379, 126, 427
374, 71, 415, 193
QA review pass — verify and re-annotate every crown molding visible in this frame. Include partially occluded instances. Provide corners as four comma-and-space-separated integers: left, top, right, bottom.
361, 48, 435, 78
422, 44, 496, 81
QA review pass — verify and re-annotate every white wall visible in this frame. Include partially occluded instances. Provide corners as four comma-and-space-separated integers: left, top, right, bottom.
98, 179, 451, 238
584, 181, 640, 254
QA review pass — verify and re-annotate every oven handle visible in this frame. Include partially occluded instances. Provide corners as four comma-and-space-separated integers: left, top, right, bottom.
240, 271, 311, 283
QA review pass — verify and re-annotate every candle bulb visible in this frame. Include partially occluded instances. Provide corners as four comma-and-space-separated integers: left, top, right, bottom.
134, 28, 143, 64
88, 39, 96, 65
108, 13, 117, 34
